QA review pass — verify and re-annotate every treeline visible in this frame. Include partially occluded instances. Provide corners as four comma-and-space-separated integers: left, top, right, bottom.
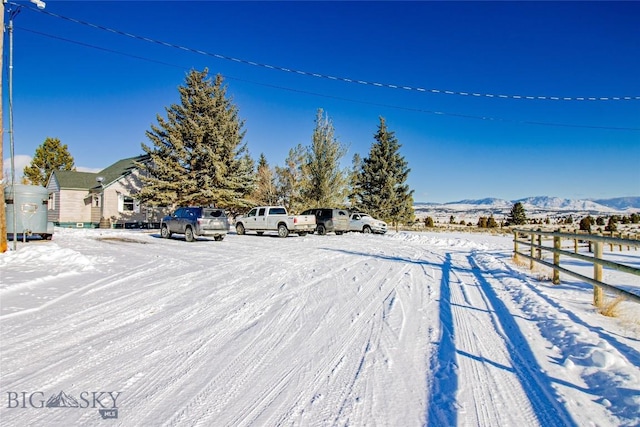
24, 69, 415, 227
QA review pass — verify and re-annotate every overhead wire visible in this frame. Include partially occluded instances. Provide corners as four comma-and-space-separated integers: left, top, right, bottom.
17, 2, 640, 103
17, 26, 640, 132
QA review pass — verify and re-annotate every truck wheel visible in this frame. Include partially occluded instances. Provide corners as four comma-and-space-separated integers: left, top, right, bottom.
161, 226, 171, 238
278, 224, 289, 238
298, 232, 307, 237
185, 227, 195, 242
317, 224, 326, 235
236, 223, 245, 235
363, 225, 372, 233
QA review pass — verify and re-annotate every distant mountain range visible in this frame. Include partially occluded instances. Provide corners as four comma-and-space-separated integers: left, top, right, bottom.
414, 196, 639, 220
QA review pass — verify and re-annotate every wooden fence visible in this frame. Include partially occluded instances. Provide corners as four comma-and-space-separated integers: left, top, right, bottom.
512, 229, 640, 306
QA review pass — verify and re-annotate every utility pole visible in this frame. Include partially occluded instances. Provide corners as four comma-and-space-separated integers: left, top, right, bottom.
0, 0, 8, 253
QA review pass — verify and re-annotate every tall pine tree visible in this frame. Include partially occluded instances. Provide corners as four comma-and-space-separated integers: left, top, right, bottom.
506, 202, 527, 226
353, 117, 414, 228
302, 109, 349, 207
137, 69, 254, 212
23, 137, 75, 186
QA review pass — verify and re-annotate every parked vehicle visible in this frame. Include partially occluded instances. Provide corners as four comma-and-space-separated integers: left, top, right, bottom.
301, 208, 349, 235
160, 207, 230, 242
235, 206, 316, 238
349, 212, 387, 234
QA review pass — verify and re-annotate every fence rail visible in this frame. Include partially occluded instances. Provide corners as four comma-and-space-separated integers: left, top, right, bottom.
512, 229, 640, 306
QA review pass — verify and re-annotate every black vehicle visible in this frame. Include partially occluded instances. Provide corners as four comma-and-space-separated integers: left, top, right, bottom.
301, 208, 350, 235
160, 207, 230, 242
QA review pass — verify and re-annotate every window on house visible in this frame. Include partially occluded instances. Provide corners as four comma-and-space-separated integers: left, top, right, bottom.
118, 193, 135, 212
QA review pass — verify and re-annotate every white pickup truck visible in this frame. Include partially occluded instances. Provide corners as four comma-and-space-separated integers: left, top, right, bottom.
235, 206, 316, 238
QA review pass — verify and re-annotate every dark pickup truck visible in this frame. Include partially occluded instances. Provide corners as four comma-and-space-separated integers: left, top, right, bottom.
160, 207, 230, 242
301, 208, 350, 235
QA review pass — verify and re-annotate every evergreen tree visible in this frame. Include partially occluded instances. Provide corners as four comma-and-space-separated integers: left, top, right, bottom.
424, 216, 434, 227
347, 153, 363, 208
137, 69, 254, 212
477, 217, 488, 228
487, 215, 498, 228
605, 216, 618, 232
275, 144, 307, 213
23, 137, 75, 186
579, 216, 593, 232
302, 109, 349, 207
251, 153, 277, 205
352, 117, 414, 228
506, 202, 527, 226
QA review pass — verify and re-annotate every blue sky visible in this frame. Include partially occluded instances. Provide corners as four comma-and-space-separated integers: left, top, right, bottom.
3, 1, 639, 203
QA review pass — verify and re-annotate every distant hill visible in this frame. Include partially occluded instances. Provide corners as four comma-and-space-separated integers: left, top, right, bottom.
592, 197, 640, 210
514, 196, 613, 212
413, 196, 639, 222
415, 196, 640, 211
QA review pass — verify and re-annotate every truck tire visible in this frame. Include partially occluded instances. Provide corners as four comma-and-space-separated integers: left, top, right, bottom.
236, 223, 245, 235
161, 225, 171, 238
277, 224, 289, 238
363, 225, 372, 233
317, 224, 326, 235
185, 227, 195, 242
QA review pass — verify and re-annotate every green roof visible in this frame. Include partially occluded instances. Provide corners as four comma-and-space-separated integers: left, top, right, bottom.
51, 154, 149, 190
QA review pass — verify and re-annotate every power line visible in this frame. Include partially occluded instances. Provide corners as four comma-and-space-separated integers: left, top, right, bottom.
16, 26, 640, 132
19, 2, 640, 103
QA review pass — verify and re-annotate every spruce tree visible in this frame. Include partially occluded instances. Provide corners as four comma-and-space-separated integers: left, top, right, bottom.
23, 137, 75, 186
506, 202, 527, 226
137, 69, 254, 212
302, 109, 348, 207
348, 153, 363, 208
353, 117, 414, 228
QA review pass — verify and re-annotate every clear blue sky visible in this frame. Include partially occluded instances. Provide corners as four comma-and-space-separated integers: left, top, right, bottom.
3, 1, 639, 203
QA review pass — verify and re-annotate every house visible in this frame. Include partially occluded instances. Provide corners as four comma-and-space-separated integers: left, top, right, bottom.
47, 155, 165, 228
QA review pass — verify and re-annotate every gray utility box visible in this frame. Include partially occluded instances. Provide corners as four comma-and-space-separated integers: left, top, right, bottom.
5, 184, 53, 240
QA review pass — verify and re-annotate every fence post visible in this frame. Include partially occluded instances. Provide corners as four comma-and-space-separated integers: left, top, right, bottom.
537, 231, 542, 259
594, 237, 604, 306
574, 237, 578, 254
553, 233, 561, 284
530, 233, 535, 269
513, 231, 519, 263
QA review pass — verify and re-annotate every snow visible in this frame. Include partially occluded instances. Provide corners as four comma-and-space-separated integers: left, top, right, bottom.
1, 228, 639, 426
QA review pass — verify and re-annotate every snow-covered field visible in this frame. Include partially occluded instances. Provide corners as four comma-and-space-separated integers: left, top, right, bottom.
1, 228, 639, 427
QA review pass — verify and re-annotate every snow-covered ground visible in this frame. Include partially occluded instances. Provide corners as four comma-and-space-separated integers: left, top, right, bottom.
1, 228, 638, 427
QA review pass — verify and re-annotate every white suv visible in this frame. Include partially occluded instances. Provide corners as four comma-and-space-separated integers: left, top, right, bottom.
349, 213, 387, 234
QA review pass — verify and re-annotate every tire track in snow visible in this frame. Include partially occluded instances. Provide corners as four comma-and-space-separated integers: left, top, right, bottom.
427, 251, 546, 426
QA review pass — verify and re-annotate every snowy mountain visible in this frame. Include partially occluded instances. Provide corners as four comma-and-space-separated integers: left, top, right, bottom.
416, 196, 639, 212
514, 196, 614, 211
592, 197, 640, 210
413, 195, 638, 222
